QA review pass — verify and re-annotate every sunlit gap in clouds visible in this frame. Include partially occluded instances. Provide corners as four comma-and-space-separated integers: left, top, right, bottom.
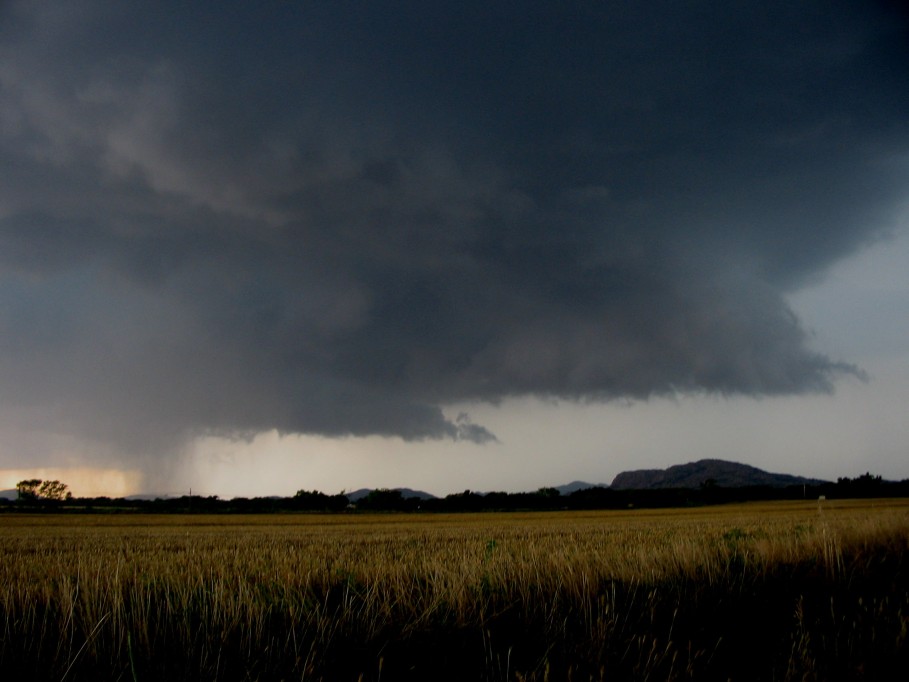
0, 467, 143, 498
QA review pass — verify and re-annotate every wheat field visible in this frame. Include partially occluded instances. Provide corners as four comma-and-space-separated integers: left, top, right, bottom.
1, 499, 907, 680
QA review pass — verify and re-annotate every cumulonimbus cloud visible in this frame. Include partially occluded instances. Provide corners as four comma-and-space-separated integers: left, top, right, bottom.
0, 1, 906, 461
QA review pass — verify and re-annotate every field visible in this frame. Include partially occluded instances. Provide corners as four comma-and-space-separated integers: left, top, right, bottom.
1, 500, 908, 680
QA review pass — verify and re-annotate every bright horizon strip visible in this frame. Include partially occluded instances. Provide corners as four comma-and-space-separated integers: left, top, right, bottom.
0, 468, 143, 498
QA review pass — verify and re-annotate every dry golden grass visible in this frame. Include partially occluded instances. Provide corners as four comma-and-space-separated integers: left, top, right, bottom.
1, 499, 907, 680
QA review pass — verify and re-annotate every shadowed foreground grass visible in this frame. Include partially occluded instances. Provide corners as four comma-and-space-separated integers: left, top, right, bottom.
1, 500, 907, 680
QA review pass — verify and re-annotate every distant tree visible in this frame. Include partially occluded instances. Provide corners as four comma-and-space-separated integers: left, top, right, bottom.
38, 479, 71, 501
441, 489, 486, 511
16, 479, 42, 501
293, 489, 349, 511
567, 486, 618, 510
837, 472, 883, 486
856, 472, 883, 485
836, 472, 886, 498
16, 478, 71, 503
360, 488, 406, 511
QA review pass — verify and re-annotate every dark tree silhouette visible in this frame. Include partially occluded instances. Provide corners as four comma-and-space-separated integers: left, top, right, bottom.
16, 479, 42, 501
16, 479, 71, 503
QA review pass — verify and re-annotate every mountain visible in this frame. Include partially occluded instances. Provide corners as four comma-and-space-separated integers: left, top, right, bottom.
0, 488, 17, 500
345, 487, 437, 502
555, 481, 610, 495
610, 459, 827, 490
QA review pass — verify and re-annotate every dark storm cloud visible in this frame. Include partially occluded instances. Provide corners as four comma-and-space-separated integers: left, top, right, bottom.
0, 1, 906, 457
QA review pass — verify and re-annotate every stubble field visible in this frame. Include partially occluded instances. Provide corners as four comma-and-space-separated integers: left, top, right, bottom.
1, 499, 908, 680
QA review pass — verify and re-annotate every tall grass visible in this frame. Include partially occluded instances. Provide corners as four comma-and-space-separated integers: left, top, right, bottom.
1, 500, 907, 680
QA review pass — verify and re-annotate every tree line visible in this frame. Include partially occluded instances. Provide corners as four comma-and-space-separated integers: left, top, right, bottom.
2, 473, 908, 513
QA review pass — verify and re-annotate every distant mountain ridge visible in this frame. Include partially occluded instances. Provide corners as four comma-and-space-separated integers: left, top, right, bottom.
611, 459, 827, 490
345, 487, 437, 502
555, 480, 609, 495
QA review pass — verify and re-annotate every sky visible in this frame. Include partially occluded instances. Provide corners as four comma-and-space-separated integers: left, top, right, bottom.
1, 1, 907, 498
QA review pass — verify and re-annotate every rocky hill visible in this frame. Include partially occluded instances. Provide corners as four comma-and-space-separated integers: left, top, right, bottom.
611, 459, 827, 490
345, 487, 436, 502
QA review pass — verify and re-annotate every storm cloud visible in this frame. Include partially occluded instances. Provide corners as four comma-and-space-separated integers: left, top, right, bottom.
1, 1, 907, 460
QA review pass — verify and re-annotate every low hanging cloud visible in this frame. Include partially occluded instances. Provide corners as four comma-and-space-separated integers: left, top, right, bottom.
0, 1, 907, 462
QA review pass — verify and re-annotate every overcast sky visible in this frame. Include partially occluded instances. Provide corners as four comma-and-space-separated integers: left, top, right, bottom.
1, 1, 907, 497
